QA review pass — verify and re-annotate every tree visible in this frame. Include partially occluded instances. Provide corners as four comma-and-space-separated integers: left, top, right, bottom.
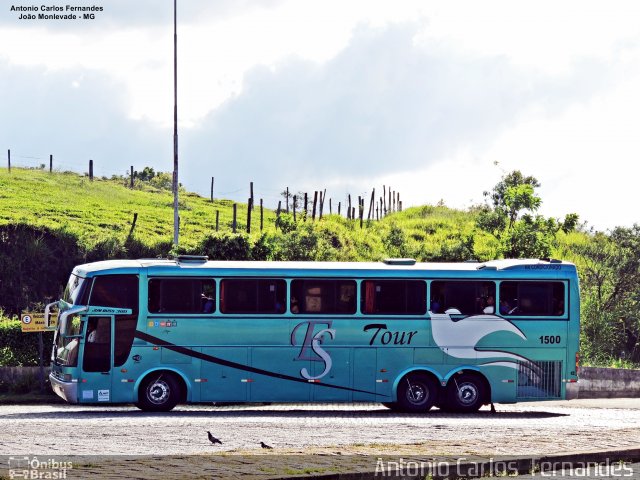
574, 226, 640, 364
476, 170, 575, 259
483, 170, 542, 230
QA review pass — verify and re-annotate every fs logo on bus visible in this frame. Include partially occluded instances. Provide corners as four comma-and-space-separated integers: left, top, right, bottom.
290, 321, 335, 380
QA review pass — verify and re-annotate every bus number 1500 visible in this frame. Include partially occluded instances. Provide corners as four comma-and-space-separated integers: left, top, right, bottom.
539, 335, 561, 344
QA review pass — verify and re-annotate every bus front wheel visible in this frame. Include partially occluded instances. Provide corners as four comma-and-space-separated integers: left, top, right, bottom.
446, 374, 485, 413
397, 373, 437, 413
136, 372, 182, 412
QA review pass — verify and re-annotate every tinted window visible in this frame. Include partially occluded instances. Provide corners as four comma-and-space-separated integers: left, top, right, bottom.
220, 279, 286, 314
430, 281, 496, 315
291, 279, 356, 314
83, 316, 111, 373
499, 281, 565, 316
90, 275, 139, 311
148, 278, 216, 314
361, 280, 426, 315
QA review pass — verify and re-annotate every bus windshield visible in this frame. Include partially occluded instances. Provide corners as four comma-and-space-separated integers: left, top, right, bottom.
54, 315, 83, 367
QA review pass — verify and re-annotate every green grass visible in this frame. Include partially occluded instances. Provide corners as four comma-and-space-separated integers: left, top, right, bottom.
0, 166, 502, 262
0, 167, 278, 251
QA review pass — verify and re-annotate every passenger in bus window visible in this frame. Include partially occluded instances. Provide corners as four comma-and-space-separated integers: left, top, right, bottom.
483, 296, 495, 314
290, 296, 300, 314
499, 299, 511, 315
87, 324, 97, 343
201, 294, 215, 313
430, 298, 441, 313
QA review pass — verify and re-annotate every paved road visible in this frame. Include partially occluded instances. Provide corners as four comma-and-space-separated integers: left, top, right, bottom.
0, 399, 638, 457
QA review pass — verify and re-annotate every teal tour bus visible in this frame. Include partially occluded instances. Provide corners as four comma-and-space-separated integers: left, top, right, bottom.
47, 256, 580, 412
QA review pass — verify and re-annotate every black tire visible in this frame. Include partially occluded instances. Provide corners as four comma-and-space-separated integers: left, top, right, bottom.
446, 374, 485, 413
396, 373, 437, 413
136, 372, 182, 412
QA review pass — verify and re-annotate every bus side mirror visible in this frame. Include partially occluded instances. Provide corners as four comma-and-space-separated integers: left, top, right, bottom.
44, 302, 58, 328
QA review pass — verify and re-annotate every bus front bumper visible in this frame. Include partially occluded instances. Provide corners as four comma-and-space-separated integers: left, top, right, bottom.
49, 373, 78, 404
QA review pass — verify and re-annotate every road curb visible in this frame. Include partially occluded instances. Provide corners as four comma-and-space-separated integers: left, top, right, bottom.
278, 446, 640, 480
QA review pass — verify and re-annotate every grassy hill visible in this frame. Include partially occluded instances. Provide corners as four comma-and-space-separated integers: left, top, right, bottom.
0, 167, 509, 261
0, 167, 278, 251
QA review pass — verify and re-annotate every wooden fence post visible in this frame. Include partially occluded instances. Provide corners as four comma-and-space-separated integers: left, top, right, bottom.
89, 159, 93, 181
383, 185, 386, 213
276, 200, 282, 229
359, 198, 364, 229
246, 198, 252, 233
347, 195, 352, 219
216, 210, 219, 231
312, 191, 318, 221
293, 195, 297, 222
329, 198, 332, 215
127, 212, 138, 241
7, 149, 10, 173
368, 189, 375, 220
250, 182, 254, 209
260, 199, 264, 231
319, 191, 324, 220
319, 189, 326, 219
130, 166, 134, 188
304, 192, 308, 221
49, 154, 53, 173
389, 188, 392, 213
286, 187, 290, 213
232, 204, 237, 233
338, 202, 341, 216
211, 177, 214, 202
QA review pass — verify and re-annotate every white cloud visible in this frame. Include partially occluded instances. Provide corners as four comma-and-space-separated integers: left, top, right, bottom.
1, 0, 639, 230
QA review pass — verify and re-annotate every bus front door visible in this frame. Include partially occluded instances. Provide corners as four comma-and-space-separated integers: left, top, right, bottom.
79, 315, 114, 404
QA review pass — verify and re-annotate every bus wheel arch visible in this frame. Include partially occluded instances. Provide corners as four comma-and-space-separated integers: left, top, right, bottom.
135, 370, 187, 412
394, 369, 441, 413
444, 370, 491, 413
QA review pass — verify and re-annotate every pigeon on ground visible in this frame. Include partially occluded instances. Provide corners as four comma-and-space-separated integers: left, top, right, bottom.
260, 441, 273, 449
207, 431, 222, 445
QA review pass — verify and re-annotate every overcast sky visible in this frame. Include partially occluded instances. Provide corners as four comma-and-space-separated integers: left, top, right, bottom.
1, 0, 639, 230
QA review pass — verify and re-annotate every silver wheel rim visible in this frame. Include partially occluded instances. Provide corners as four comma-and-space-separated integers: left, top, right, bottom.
406, 380, 429, 405
457, 382, 478, 406
147, 380, 170, 405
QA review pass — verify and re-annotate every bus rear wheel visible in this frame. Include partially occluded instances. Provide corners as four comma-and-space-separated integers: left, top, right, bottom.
446, 374, 485, 413
397, 373, 437, 413
136, 372, 182, 412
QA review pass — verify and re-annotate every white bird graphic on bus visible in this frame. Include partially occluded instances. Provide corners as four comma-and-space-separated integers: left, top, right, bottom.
430, 309, 529, 368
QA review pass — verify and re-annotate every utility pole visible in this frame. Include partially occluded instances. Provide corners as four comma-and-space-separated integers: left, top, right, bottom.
172, 0, 180, 246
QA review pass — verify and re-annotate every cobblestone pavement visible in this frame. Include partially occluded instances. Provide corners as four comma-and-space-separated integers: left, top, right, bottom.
0, 399, 638, 478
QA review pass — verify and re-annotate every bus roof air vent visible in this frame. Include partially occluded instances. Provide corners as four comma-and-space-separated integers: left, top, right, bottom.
383, 258, 416, 266
541, 258, 562, 264
177, 255, 209, 263
477, 264, 497, 270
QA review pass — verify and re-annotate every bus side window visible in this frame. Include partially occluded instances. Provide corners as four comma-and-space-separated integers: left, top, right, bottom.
148, 278, 216, 314
361, 280, 426, 315
290, 280, 356, 315
220, 279, 286, 314
430, 281, 496, 316
499, 281, 565, 317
